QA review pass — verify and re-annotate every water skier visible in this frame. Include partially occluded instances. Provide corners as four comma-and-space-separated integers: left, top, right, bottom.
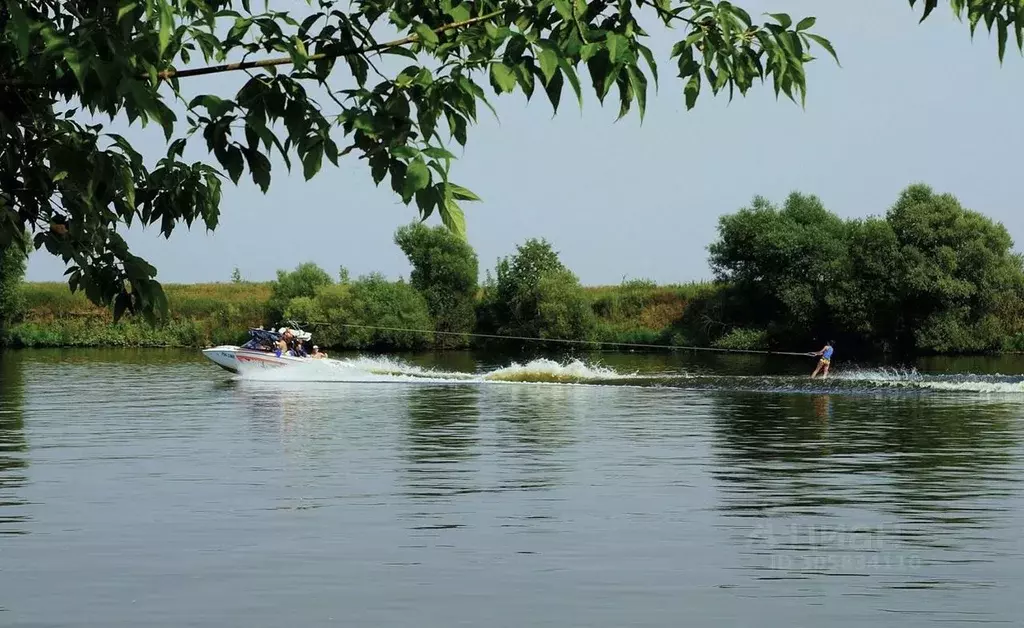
810, 341, 834, 378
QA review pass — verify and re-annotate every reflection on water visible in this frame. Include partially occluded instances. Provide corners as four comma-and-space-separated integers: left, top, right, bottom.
709, 391, 1023, 600
1, 349, 1023, 627
0, 351, 28, 535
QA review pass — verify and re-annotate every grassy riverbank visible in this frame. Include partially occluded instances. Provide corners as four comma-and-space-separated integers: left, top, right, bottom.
5, 280, 707, 349
8, 282, 272, 348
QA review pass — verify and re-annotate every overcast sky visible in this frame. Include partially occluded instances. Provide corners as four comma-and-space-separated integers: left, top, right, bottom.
24, 1, 1024, 286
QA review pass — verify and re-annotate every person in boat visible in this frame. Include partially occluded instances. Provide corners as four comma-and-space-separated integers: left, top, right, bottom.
310, 345, 327, 359
810, 340, 834, 378
291, 339, 308, 358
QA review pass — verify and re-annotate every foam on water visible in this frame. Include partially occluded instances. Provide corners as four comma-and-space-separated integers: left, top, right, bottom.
235, 354, 1024, 395
238, 355, 638, 385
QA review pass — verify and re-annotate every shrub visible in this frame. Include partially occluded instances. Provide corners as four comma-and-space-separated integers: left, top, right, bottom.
535, 268, 596, 341
478, 238, 576, 339
266, 262, 333, 325
394, 222, 478, 347
712, 327, 769, 351
311, 274, 432, 350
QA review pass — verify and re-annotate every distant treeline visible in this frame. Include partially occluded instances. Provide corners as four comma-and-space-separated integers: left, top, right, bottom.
3, 184, 1023, 356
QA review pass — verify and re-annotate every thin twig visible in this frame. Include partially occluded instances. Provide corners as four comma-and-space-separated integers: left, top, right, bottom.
638, 0, 697, 27
159, 10, 502, 80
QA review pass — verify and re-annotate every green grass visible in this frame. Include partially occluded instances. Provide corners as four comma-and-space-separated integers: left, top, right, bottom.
8, 279, 713, 349
8, 282, 271, 348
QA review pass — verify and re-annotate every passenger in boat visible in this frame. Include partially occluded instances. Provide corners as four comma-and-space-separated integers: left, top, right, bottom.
311, 345, 327, 359
291, 340, 308, 358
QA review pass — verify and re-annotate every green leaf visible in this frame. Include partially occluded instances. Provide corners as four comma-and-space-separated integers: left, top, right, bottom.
446, 4, 471, 22
415, 185, 439, 219
302, 147, 323, 181
543, 68, 564, 113
245, 149, 272, 193
636, 43, 659, 90
158, 0, 174, 57
370, 154, 388, 184
440, 195, 467, 239
489, 62, 517, 93
392, 146, 420, 160
795, 16, 816, 31
383, 46, 417, 60
917, 0, 939, 23
224, 146, 244, 183
120, 167, 136, 210
684, 74, 700, 110
606, 33, 627, 64
63, 49, 88, 90
415, 23, 439, 48
767, 13, 792, 29
515, 62, 536, 100
404, 157, 430, 195
422, 146, 456, 160
7, 2, 31, 58
553, 0, 573, 21
292, 36, 309, 68
587, 53, 615, 102
117, 1, 138, 23
557, 57, 583, 109
113, 292, 130, 322
626, 66, 647, 121
539, 47, 559, 85
449, 183, 481, 201
580, 43, 602, 62
805, 33, 840, 65
997, 16, 1008, 63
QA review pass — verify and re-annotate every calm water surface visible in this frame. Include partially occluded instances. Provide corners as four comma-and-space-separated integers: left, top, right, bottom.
1, 349, 1023, 626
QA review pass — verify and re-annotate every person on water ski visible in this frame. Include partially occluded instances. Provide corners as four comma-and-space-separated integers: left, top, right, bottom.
810, 341, 834, 378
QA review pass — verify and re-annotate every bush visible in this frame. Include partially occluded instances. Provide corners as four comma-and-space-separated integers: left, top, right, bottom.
394, 222, 478, 347
266, 262, 333, 325
478, 238, 594, 343
309, 274, 433, 350
712, 327, 769, 351
535, 268, 596, 341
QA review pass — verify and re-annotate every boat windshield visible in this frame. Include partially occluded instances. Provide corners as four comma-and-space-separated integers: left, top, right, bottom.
240, 328, 314, 354
241, 328, 282, 352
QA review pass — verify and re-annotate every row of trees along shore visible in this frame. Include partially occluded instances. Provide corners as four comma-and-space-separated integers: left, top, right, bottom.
2, 1, 1020, 324
4, 184, 1024, 357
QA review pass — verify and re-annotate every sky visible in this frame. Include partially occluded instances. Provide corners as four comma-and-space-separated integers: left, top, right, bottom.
24, 1, 1024, 286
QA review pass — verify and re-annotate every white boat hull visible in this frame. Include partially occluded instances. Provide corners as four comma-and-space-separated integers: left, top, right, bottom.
202, 346, 309, 374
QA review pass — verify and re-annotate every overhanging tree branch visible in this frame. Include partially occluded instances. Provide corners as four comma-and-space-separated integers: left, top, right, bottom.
1, 10, 504, 88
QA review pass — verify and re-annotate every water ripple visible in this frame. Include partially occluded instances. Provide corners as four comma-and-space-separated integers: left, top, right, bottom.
0, 350, 1021, 626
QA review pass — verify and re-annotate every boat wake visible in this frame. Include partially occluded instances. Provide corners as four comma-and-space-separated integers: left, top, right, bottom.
237, 356, 638, 386
231, 356, 1024, 395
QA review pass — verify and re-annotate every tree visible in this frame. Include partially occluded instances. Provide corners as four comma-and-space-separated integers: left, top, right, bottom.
1, 2, 1017, 321
479, 237, 593, 340
885, 184, 1024, 353
706, 184, 1024, 354
708, 192, 847, 344
394, 222, 478, 347
266, 261, 333, 324
0, 238, 29, 339
304, 273, 433, 350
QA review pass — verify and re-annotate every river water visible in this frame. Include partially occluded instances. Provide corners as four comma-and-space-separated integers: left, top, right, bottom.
1, 349, 1023, 626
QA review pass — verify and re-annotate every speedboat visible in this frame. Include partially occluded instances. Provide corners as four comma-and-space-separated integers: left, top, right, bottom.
203, 327, 320, 374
